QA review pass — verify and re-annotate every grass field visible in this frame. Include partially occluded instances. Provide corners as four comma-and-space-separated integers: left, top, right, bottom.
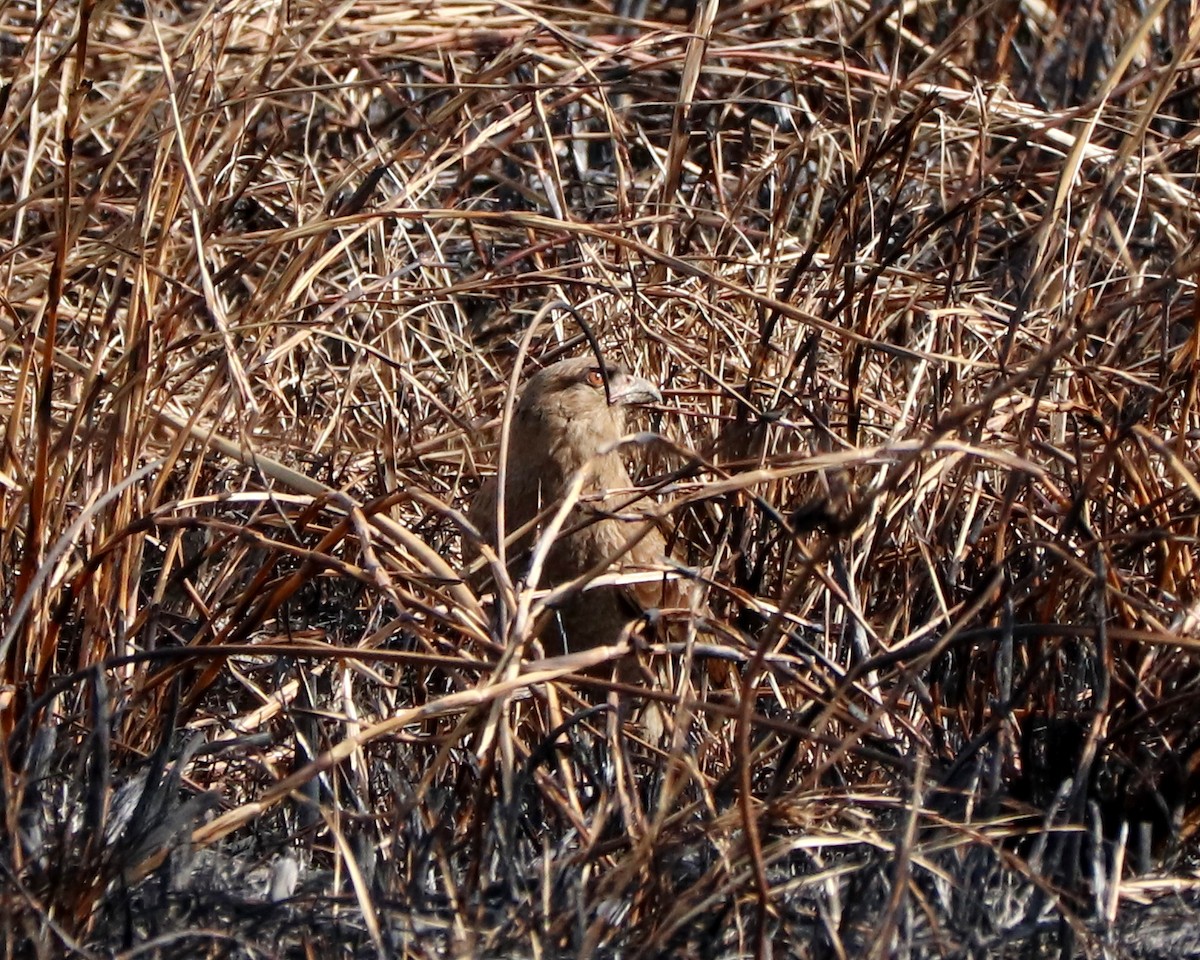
2, 0, 1199, 957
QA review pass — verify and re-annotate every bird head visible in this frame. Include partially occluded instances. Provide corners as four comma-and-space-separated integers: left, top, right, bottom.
512, 357, 662, 477
518, 356, 662, 416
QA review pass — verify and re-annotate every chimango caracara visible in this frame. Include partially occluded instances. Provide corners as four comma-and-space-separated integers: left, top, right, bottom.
468, 356, 673, 655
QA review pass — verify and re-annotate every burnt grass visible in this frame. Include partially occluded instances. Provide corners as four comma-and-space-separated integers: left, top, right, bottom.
3, 1, 1200, 958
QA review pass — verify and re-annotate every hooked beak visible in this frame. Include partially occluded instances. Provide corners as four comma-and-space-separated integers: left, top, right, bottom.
606, 371, 662, 407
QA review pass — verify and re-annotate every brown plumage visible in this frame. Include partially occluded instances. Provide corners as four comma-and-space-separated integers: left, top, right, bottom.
468, 356, 671, 655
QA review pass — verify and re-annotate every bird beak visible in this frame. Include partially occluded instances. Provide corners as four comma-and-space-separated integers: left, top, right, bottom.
607, 372, 662, 407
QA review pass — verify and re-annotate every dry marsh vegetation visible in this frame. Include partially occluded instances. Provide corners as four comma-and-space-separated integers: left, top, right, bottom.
2, 0, 1199, 957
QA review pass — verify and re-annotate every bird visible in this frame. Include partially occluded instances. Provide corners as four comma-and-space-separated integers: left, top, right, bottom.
467, 355, 673, 657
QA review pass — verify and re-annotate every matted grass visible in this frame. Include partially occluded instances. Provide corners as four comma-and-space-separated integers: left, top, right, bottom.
2, 0, 1199, 957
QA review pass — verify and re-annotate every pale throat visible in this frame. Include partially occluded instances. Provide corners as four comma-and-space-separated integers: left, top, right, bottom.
520, 406, 629, 505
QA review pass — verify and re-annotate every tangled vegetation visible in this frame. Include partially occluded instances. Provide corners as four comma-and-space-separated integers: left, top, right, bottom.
1, 0, 1198, 957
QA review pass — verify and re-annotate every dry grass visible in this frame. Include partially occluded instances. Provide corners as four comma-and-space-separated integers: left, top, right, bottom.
2, 0, 1199, 957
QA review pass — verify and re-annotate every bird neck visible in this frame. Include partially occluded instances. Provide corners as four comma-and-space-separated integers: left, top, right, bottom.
507, 406, 630, 503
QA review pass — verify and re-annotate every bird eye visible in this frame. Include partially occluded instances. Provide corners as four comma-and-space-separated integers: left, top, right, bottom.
585, 369, 605, 388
